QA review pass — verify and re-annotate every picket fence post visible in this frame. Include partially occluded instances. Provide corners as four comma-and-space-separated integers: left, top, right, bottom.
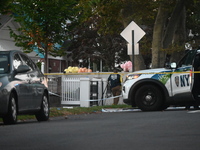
80, 78, 90, 107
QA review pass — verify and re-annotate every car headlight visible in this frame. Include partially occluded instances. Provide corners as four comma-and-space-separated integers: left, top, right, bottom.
126, 74, 141, 81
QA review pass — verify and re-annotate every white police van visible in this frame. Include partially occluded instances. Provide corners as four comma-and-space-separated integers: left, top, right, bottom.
122, 49, 200, 111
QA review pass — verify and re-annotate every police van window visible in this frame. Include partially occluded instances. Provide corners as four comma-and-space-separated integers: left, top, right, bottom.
177, 50, 196, 68
13, 54, 22, 69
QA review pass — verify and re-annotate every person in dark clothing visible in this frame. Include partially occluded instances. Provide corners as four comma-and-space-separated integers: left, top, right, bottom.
108, 69, 122, 105
187, 53, 200, 110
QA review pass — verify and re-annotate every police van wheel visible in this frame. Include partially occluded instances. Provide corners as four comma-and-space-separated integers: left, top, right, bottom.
135, 85, 163, 111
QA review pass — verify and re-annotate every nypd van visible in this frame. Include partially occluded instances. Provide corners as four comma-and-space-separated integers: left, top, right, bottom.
122, 49, 200, 111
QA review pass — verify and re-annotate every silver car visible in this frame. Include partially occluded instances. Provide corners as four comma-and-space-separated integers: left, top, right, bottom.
0, 50, 50, 124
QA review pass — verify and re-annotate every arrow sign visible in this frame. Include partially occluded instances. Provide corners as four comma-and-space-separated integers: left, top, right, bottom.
128, 43, 139, 55
120, 21, 145, 45
120, 21, 145, 72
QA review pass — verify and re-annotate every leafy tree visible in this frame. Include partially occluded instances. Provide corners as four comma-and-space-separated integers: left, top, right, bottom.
67, 14, 129, 71
9, 0, 78, 73
7, 0, 200, 72
76, 0, 200, 69
65, 0, 128, 71
70, 0, 156, 71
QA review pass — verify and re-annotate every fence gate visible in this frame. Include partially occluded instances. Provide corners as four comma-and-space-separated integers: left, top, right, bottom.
61, 77, 80, 105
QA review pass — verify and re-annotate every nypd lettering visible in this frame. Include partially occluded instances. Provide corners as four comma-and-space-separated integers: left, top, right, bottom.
175, 74, 190, 87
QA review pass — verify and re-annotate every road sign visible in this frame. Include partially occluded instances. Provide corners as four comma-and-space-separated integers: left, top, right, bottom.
120, 21, 145, 45
120, 21, 145, 71
128, 43, 139, 55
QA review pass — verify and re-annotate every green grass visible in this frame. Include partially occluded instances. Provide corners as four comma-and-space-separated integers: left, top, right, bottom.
0, 105, 132, 122
51, 104, 132, 116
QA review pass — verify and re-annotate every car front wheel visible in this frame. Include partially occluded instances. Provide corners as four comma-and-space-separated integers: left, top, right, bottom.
135, 85, 163, 111
35, 93, 50, 122
3, 93, 17, 125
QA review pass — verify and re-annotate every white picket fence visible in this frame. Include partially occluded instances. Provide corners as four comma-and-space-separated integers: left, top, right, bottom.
61, 77, 80, 105
61, 76, 111, 107
58, 73, 128, 107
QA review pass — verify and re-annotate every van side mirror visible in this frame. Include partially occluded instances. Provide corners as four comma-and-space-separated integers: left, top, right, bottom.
170, 62, 177, 69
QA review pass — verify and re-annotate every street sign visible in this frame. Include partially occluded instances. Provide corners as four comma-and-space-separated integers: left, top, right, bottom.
120, 21, 145, 45
120, 21, 146, 71
128, 43, 139, 55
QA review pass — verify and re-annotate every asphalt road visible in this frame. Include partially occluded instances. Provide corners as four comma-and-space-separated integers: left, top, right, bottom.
0, 108, 200, 150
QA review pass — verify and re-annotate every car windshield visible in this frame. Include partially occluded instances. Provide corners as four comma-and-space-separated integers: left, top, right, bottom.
0, 54, 9, 74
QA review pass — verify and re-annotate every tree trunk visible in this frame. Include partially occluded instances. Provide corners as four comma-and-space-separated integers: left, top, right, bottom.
163, 0, 186, 49
170, 5, 186, 63
132, 55, 145, 71
151, 3, 168, 68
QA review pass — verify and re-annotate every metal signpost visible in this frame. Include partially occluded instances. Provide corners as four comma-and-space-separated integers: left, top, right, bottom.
120, 21, 146, 71
132, 30, 134, 71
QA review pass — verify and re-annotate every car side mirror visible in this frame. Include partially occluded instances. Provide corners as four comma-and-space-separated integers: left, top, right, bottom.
16, 65, 30, 73
170, 62, 177, 69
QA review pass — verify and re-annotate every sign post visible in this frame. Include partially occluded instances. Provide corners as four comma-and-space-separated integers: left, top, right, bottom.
132, 30, 134, 72
120, 21, 145, 71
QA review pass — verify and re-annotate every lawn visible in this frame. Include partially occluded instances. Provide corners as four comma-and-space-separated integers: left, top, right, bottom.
0, 105, 132, 122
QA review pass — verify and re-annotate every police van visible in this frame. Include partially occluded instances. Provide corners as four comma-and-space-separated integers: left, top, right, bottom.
122, 49, 200, 111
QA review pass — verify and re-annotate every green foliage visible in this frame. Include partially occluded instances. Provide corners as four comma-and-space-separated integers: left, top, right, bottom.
67, 18, 130, 70
36, 61, 41, 70
9, 0, 78, 56
3, 0, 200, 71
70, 0, 159, 70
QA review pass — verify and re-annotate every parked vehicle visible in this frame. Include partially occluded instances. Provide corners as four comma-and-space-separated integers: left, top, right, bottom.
0, 50, 49, 124
122, 49, 199, 111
